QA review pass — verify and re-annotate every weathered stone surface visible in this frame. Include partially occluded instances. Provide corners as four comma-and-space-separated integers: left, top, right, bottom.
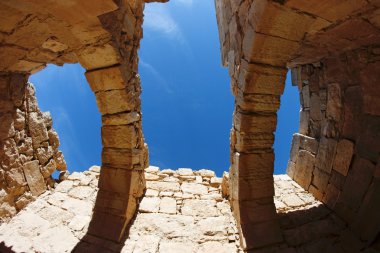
23, 161, 46, 197
333, 139, 354, 176
315, 137, 337, 173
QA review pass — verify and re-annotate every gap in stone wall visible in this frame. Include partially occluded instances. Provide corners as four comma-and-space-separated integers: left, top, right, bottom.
274, 70, 300, 174
139, 1, 233, 176
29, 63, 101, 174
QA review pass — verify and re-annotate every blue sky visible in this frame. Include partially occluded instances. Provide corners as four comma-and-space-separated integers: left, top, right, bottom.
30, 0, 299, 176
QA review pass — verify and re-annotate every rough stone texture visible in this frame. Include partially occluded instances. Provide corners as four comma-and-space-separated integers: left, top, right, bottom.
0, 167, 243, 253
0, 78, 66, 222
287, 48, 380, 251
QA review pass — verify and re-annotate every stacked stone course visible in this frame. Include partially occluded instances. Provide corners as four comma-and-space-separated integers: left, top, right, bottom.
0, 74, 67, 222
287, 46, 380, 248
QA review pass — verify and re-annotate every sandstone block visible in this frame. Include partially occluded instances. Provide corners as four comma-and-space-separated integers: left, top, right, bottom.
54, 151, 67, 171
102, 111, 140, 126
312, 168, 329, 193
234, 111, 277, 134
181, 183, 208, 195
23, 160, 46, 196
77, 44, 120, 70
159, 197, 177, 214
102, 125, 138, 149
28, 112, 49, 148
102, 148, 142, 169
315, 137, 337, 173
85, 65, 126, 92
236, 91, 281, 113
139, 197, 160, 213
95, 89, 136, 115
326, 83, 342, 121
294, 150, 315, 190
237, 60, 286, 95
299, 110, 310, 135
195, 169, 215, 178
98, 167, 145, 196
333, 139, 354, 176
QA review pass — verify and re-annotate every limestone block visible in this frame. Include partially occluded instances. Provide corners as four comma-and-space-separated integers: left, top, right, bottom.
195, 169, 215, 178
54, 151, 67, 171
177, 168, 194, 176
234, 111, 277, 134
237, 60, 286, 95
14, 109, 25, 131
22, 160, 46, 196
323, 183, 340, 209
238, 176, 275, 200
182, 199, 218, 217
242, 27, 299, 66
294, 150, 315, 190
146, 181, 180, 192
339, 157, 374, 211
102, 111, 140, 126
0, 113, 15, 141
77, 44, 121, 70
41, 38, 68, 53
221, 172, 230, 198
86, 65, 126, 92
298, 134, 318, 154
315, 137, 337, 173
301, 85, 310, 108
7, 60, 44, 73
285, 0, 368, 22
236, 92, 281, 113
159, 241, 198, 253
310, 93, 322, 121
102, 148, 142, 169
159, 197, 176, 214
333, 139, 354, 176
40, 159, 56, 178
95, 89, 137, 115
312, 168, 329, 193
102, 125, 138, 149
299, 110, 310, 135
98, 167, 145, 196
10, 74, 27, 107
4, 168, 26, 188
0, 138, 21, 170
36, 146, 54, 165
181, 183, 208, 195
139, 197, 160, 213
326, 83, 342, 121
198, 242, 237, 253
28, 112, 49, 148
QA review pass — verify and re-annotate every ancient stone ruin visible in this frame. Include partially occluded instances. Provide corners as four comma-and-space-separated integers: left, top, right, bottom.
0, 0, 379, 252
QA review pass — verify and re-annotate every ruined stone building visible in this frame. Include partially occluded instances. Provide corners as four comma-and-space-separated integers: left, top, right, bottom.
0, 0, 379, 252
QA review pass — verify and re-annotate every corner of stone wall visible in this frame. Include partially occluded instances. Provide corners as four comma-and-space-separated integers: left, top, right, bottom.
0, 73, 67, 222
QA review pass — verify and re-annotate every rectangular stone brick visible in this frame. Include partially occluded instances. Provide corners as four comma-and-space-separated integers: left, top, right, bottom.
95, 89, 136, 115
238, 198, 277, 224
102, 112, 140, 126
102, 148, 143, 169
286, 161, 296, 179
310, 93, 322, 121
234, 132, 274, 152
329, 169, 346, 190
234, 152, 274, 179
238, 60, 286, 95
301, 85, 310, 108
298, 134, 318, 154
23, 160, 46, 196
87, 211, 128, 242
98, 167, 145, 196
236, 91, 281, 113
77, 44, 120, 70
85, 65, 125, 92
315, 137, 337, 173
323, 183, 340, 209
312, 167, 329, 193
352, 179, 380, 243
234, 111, 277, 134
333, 139, 354, 176
102, 125, 138, 149
239, 219, 283, 250
326, 83, 342, 122
238, 177, 275, 200
289, 134, 300, 163
294, 150, 315, 190
299, 109, 310, 135
340, 157, 374, 211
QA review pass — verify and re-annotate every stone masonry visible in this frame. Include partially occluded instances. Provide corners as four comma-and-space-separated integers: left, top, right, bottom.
0, 0, 379, 252
3, 166, 375, 253
0, 74, 67, 222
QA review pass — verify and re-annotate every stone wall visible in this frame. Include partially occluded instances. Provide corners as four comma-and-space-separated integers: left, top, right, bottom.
287, 46, 380, 246
0, 73, 67, 221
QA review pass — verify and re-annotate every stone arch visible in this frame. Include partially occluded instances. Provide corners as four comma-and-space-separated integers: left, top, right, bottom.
0, 0, 151, 242
215, 0, 380, 251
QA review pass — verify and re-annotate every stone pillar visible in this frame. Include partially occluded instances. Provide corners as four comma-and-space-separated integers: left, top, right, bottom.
80, 0, 148, 243
229, 61, 286, 250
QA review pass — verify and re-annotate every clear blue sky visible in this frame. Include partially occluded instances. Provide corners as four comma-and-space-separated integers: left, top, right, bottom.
29, 0, 299, 176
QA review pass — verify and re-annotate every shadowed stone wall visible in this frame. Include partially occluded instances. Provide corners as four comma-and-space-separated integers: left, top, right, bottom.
288, 46, 380, 247
0, 73, 67, 221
